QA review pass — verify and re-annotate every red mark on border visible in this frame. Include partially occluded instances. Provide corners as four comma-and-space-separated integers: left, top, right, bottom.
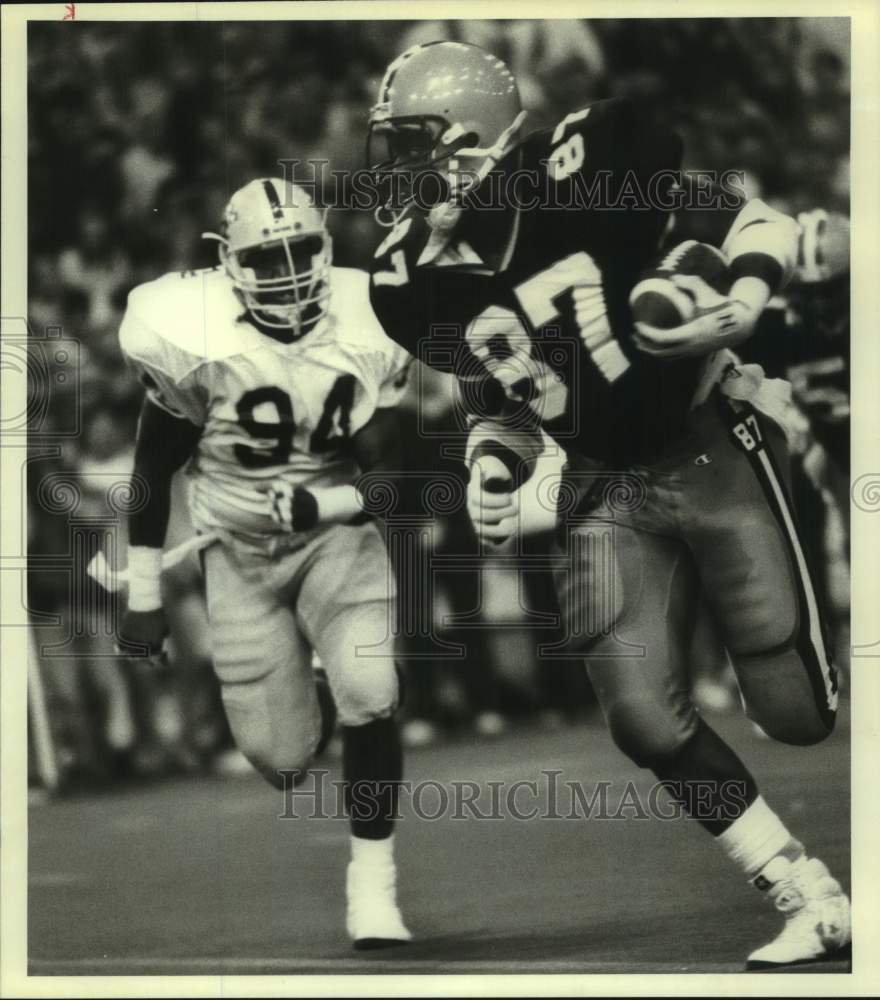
62, 3, 76, 19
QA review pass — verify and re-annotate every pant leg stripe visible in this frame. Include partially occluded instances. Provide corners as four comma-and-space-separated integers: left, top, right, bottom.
715, 394, 838, 725
753, 446, 837, 711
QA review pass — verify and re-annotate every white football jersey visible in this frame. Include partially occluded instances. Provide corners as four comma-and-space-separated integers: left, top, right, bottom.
119, 265, 412, 538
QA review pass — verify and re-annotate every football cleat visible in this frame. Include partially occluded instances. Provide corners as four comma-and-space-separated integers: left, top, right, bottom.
346, 854, 412, 950
746, 855, 851, 970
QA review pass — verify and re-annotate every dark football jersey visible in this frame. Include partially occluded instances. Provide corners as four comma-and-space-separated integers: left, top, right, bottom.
370, 97, 750, 466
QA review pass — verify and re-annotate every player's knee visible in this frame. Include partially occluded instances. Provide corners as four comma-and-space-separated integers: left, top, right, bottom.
746, 698, 834, 746
212, 647, 277, 688
732, 647, 836, 746
605, 697, 698, 767
229, 722, 319, 790
245, 740, 319, 790
334, 663, 399, 727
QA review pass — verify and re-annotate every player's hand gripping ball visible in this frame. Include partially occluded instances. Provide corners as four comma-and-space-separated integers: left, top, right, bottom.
630, 241, 749, 359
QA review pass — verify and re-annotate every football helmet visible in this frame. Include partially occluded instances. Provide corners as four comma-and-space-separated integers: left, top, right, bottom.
367, 41, 525, 223
795, 209, 850, 284
203, 178, 332, 334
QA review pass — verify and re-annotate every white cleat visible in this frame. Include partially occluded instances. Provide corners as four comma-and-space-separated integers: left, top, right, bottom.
746, 855, 851, 970
346, 857, 412, 950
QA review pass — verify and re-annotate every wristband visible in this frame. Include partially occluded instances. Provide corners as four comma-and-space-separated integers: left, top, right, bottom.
126, 546, 163, 611
292, 484, 363, 529
728, 258, 781, 299
317, 484, 362, 523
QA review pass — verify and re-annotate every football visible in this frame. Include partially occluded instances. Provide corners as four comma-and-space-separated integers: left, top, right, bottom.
629, 240, 731, 329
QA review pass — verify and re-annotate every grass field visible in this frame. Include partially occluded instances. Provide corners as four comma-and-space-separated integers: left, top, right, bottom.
28, 705, 851, 976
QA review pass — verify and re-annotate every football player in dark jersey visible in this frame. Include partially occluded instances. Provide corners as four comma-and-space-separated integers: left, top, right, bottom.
365, 41, 850, 969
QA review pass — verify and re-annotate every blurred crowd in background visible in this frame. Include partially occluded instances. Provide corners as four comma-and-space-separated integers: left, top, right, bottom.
26, 18, 851, 792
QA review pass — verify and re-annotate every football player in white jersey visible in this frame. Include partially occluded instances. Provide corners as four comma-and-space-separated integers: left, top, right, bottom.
117, 177, 413, 949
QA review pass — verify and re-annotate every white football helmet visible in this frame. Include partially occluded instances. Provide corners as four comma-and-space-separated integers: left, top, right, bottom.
795, 208, 850, 284
204, 178, 332, 334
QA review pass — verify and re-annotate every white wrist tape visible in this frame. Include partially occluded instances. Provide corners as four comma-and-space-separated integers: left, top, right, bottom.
317, 484, 362, 523
126, 546, 163, 611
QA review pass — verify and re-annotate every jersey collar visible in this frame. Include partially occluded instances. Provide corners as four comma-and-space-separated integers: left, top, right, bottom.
238, 310, 330, 347
414, 206, 520, 276
416, 231, 487, 269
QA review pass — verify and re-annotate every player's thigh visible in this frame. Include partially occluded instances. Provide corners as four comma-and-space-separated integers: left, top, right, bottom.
296, 523, 398, 727
202, 542, 321, 778
553, 520, 700, 764
684, 402, 837, 742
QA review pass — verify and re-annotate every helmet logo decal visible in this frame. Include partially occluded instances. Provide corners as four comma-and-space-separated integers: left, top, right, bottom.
262, 179, 285, 221
379, 45, 421, 102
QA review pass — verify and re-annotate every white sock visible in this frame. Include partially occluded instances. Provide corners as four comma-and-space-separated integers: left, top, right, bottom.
350, 834, 395, 866
716, 796, 803, 878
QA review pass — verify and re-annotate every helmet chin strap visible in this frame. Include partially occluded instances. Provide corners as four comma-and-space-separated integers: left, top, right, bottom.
374, 203, 403, 229
427, 201, 463, 236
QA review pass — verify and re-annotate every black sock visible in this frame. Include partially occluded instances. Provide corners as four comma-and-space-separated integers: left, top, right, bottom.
343, 717, 402, 840
651, 720, 759, 835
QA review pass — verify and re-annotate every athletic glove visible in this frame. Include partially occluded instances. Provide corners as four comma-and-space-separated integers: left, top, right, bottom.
266, 481, 321, 532
265, 481, 365, 532
466, 452, 518, 547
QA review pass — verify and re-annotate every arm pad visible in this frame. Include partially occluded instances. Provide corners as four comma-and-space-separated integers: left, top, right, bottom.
129, 397, 202, 547
723, 199, 800, 295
